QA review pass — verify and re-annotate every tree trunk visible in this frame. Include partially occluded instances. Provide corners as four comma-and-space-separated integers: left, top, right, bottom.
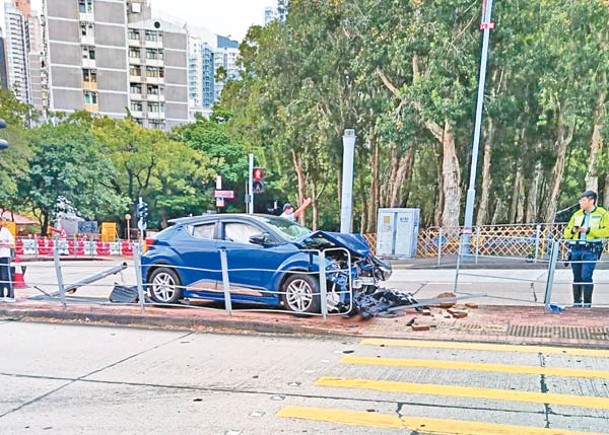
525, 161, 542, 223
491, 198, 503, 224
440, 122, 461, 228
476, 118, 494, 225
433, 143, 444, 226
311, 181, 318, 230
291, 149, 307, 225
544, 107, 575, 222
390, 146, 415, 207
585, 89, 605, 192
509, 162, 522, 222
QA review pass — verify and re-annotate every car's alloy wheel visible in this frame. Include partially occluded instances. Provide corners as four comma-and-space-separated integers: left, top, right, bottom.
282, 274, 320, 314
149, 267, 182, 304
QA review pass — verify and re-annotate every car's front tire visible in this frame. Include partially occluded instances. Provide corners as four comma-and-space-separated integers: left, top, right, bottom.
148, 267, 182, 304
282, 274, 320, 314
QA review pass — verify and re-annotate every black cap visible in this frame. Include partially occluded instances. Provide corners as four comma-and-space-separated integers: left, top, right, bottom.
581, 190, 598, 202
283, 203, 293, 211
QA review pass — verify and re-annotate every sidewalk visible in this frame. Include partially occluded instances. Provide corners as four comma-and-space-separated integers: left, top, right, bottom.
2, 298, 609, 349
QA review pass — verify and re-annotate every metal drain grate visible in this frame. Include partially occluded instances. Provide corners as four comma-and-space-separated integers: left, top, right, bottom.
450, 323, 508, 335
507, 325, 609, 340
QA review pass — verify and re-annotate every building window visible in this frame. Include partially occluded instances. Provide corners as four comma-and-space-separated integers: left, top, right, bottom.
130, 101, 142, 112
129, 47, 140, 58
130, 66, 141, 76
82, 69, 97, 82
79, 0, 93, 13
82, 46, 95, 60
149, 120, 166, 130
130, 83, 142, 94
145, 31, 159, 42
146, 49, 163, 60
80, 22, 94, 37
128, 29, 140, 40
147, 102, 164, 113
147, 85, 163, 96
84, 91, 98, 104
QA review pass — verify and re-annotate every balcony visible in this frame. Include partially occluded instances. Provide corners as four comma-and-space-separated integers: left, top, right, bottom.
130, 92, 142, 100
147, 111, 165, 119
84, 103, 98, 113
79, 12, 94, 22
146, 58, 164, 67
145, 40, 162, 49
130, 74, 145, 83
82, 58, 96, 68
146, 76, 164, 85
130, 110, 143, 118
146, 94, 165, 102
83, 81, 97, 91
129, 56, 142, 65
81, 34, 95, 45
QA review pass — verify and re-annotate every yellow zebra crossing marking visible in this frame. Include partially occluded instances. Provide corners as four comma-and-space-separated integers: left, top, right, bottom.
277, 406, 596, 434
341, 355, 609, 379
361, 338, 609, 358
316, 377, 609, 410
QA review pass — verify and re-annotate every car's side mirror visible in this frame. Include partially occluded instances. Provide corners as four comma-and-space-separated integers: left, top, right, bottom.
250, 232, 273, 246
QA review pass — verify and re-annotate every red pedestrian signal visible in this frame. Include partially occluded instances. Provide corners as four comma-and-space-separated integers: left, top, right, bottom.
252, 167, 264, 193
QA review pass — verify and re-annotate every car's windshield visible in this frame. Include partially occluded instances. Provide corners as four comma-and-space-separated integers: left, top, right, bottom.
256, 216, 312, 242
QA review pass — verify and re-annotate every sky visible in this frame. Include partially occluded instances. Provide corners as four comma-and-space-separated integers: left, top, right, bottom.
18, 0, 272, 42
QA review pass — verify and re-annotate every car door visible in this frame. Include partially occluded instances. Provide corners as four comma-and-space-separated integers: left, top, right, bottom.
178, 221, 221, 294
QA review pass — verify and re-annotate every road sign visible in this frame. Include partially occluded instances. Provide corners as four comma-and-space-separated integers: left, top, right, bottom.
433, 236, 447, 248
216, 198, 225, 207
214, 190, 235, 199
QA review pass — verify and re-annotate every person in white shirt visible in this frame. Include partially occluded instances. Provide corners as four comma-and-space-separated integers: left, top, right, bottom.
0, 221, 15, 302
280, 198, 312, 222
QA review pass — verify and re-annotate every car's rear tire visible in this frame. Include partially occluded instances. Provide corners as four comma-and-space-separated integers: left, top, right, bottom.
282, 274, 320, 314
148, 267, 182, 304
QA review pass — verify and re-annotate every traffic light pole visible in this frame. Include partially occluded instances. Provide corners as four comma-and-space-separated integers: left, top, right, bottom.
248, 153, 254, 214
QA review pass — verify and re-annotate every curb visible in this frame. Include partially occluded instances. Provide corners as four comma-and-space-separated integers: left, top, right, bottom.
0, 307, 360, 338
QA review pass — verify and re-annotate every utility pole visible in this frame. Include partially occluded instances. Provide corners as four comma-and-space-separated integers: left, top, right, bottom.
340, 129, 356, 233
463, 0, 495, 253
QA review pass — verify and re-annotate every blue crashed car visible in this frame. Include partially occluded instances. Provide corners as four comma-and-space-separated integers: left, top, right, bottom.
141, 214, 391, 314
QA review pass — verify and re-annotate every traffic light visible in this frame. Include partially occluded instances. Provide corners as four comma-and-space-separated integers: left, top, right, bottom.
252, 167, 264, 194
137, 198, 148, 231
0, 119, 8, 150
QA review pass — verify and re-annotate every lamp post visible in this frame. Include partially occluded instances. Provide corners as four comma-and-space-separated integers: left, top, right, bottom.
340, 129, 356, 234
463, 0, 495, 253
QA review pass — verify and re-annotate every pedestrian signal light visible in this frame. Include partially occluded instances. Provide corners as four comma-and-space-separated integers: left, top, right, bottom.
252, 167, 264, 194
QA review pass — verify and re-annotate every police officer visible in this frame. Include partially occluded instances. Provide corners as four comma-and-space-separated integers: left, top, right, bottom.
563, 190, 609, 307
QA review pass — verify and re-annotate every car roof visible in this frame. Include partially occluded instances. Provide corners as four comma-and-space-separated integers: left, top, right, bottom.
168, 213, 281, 226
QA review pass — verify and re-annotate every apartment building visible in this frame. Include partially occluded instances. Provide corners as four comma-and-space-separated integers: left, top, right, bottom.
41, 0, 188, 129
213, 35, 238, 101
127, 14, 188, 129
0, 29, 8, 90
43, 0, 129, 116
4, 1, 31, 103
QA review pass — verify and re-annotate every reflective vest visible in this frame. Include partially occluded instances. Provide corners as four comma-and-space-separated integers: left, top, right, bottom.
563, 206, 609, 240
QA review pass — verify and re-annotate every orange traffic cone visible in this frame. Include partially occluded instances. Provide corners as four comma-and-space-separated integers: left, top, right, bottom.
13, 256, 27, 289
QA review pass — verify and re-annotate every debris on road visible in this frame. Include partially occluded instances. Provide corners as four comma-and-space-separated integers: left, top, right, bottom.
433, 292, 457, 308
354, 288, 420, 319
447, 308, 468, 319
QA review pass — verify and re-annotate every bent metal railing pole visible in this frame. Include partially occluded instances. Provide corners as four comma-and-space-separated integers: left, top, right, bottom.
133, 242, 146, 312
319, 250, 328, 321
52, 244, 67, 308
220, 248, 232, 316
453, 234, 463, 294
543, 240, 560, 309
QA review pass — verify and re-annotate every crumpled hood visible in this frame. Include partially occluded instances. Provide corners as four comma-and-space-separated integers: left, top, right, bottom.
299, 231, 371, 257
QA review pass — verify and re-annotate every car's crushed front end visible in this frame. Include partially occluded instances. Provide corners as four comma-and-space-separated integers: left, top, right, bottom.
298, 231, 393, 312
